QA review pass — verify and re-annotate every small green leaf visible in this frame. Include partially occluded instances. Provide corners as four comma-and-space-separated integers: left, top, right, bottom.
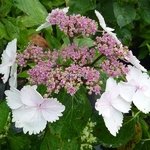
113, 2, 136, 28
93, 116, 136, 148
0, 100, 10, 133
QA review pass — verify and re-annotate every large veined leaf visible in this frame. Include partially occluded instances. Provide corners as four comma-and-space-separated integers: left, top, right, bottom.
10, 0, 48, 24
49, 86, 92, 140
93, 116, 136, 148
0, 100, 10, 133
113, 2, 136, 28
138, 0, 150, 24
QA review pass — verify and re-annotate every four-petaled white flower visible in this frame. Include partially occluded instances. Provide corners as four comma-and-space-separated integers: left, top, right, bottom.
125, 51, 147, 72
95, 77, 131, 136
119, 65, 150, 113
5, 85, 65, 135
0, 38, 17, 86
36, 7, 69, 31
95, 10, 122, 45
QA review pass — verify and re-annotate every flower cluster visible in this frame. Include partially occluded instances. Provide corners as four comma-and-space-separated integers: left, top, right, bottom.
0, 7, 149, 138
37, 7, 98, 37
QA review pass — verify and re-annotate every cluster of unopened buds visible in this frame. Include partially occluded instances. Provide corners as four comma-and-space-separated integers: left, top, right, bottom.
80, 118, 97, 150
0, 7, 149, 136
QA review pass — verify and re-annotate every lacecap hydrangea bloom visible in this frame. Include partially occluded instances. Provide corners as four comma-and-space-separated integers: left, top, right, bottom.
5, 85, 65, 135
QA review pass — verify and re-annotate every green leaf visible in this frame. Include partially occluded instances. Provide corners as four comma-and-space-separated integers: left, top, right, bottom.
113, 2, 136, 28
138, 0, 150, 24
7, 135, 30, 150
0, 101, 10, 133
133, 140, 150, 150
2, 19, 20, 40
93, 116, 136, 148
68, 0, 96, 15
40, 128, 60, 150
18, 15, 38, 28
61, 138, 80, 150
0, 22, 6, 39
12, 0, 48, 24
49, 86, 92, 140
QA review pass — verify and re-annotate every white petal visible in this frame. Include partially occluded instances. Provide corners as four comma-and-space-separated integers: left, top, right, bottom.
62, 7, 69, 13
20, 85, 44, 106
0, 65, 10, 83
5, 88, 23, 109
95, 10, 107, 29
9, 63, 18, 88
36, 22, 50, 31
111, 95, 131, 113
41, 98, 65, 122
133, 91, 150, 114
0, 38, 17, 83
126, 65, 143, 82
126, 51, 147, 72
95, 92, 112, 118
119, 82, 136, 102
103, 107, 123, 136
12, 106, 47, 135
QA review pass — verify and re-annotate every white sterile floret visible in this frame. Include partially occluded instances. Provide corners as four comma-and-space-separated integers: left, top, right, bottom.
0, 38, 17, 86
95, 77, 131, 136
95, 10, 122, 45
5, 85, 65, 135
119, 65, 150, 113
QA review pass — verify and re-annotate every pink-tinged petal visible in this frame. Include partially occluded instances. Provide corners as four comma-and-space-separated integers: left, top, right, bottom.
5, 88, 23, 109
12, 106, 47, 135
95, 92, 112, 118
20, 85, 44, 106
133, 91, 150, 114
41, 98, 65, 122
119, 82, 136, 102
103, 107, 123, 136
111, 95, 131, 113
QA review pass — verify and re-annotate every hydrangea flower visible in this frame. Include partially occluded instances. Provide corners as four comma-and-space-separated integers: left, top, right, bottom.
0, 38, 17, 86
95, 10, 121, 45
95, 77, 131, 136
36, 7, 69, 31
5, 85, 65, 135
119, 65, 150, 113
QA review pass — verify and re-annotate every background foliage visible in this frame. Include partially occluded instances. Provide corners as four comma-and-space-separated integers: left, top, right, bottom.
0, 0, 150, 149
